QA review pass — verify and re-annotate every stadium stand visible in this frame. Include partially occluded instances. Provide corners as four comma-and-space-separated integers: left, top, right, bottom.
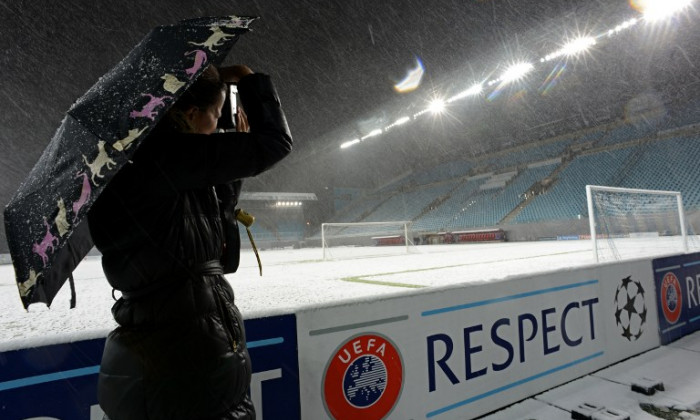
444, 164, 558, 228
478, 138, 573, 171
615, 136, 700, 208
513, 147, 633, 223
411, 177, 483, 232
296, 116, 700, 247
595, 122, 656, 147
410, 160, 472, 185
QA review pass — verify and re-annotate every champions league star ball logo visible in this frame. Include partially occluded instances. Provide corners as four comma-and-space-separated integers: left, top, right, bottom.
613, 276, 648, 341
323, 333, 403, 420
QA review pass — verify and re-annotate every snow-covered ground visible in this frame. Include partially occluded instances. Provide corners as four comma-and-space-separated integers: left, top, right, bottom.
482, 331, 700, 419
0, 238, 690, 350
1, 238, 697, 348
1, 237, 700, 418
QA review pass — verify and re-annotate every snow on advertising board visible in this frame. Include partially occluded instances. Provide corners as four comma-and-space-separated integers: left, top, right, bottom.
0, 314, 299, 420
653, 251, 700, 344
296, 259, 659, 419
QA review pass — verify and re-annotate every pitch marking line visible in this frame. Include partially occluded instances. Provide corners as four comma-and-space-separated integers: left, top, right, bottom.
340, 249, 587, 289
342, 276, 425, 288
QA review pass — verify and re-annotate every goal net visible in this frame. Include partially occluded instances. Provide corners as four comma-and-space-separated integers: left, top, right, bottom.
321, 221, 416, 260
586, 185, 693, 262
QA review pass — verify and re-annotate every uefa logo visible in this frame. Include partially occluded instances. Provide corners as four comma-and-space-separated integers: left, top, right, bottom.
661, 272, 682, 324
323, 333, 403, 420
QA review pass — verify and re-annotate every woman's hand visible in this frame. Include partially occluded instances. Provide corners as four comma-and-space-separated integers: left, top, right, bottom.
219, 65, 254, 84
236, 107, 250, 133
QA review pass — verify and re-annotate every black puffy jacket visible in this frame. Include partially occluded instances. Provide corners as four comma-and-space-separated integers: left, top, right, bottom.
87, 73, 292, 420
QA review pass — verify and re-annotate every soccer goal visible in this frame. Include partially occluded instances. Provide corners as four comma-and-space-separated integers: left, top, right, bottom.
321, 221, 415, 260
586, 185, 690, 262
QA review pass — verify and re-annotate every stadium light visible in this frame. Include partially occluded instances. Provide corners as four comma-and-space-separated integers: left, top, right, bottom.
395, 116, 410, 125
564, 36, 596, 57
563, 36, 597, 56
384, 116, 411, 131
340, 138, 360, 149
413, 109, 429, 118
275, 201, 303, 207
332, 4, 693, 150
428, 98, 446, 114
447, 83, 483, 102
542, 36, 597, 62
392, 116, 410, 126
499, 62, 534, 83
640, 0, 693, 21
361, 128, 383, 140
607, 18, 639, 36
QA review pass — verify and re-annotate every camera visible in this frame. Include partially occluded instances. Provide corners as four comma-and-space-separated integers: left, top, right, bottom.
217, 83, 238, 132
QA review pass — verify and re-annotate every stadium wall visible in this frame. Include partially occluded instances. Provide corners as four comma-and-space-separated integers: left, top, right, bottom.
6, 252, 700, 419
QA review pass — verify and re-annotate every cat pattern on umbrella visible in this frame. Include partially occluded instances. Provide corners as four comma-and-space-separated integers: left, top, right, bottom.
14, 16, 255, 308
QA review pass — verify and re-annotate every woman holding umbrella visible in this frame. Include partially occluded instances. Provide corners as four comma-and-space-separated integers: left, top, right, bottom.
88, 64, 292, 419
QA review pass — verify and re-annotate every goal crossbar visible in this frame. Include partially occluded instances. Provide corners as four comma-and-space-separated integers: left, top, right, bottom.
321, 221, 412, 260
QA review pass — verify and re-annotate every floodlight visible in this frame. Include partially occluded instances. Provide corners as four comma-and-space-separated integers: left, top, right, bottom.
384, 116, 411, 131
500, 62, 534, 83
562, 36, 596, 56
361, 129, 382, 140
641, 0, 692, 21
340, 139, 360, 149
607, 18, 638, 36
413, 109, 429, 118
332, 3, 694, 150
428, 99, 446, 114
394, 116, 410, 126
447, 83, 483, 102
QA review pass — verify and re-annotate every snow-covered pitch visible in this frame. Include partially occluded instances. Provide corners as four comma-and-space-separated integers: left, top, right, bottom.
1, 237, 698, 352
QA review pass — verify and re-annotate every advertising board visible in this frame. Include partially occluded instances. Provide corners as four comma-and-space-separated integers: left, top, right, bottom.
653, 252, 700, 344
297, 259, 658, 419
0, 314, 298, 420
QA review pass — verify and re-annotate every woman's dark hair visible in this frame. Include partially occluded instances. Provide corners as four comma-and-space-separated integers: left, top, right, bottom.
172, 65, 226, 111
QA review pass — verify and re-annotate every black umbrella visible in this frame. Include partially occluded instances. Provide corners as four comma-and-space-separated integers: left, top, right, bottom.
4, 15, 256, 309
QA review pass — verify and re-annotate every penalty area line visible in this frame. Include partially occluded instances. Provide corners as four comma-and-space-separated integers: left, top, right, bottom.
338, 248, 588, 289
341, 276, 425, 289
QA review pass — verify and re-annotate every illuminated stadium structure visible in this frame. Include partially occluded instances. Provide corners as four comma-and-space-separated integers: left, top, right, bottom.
247, 109, 700, 257
335, 0, 694, 151
237, 0, 700, 254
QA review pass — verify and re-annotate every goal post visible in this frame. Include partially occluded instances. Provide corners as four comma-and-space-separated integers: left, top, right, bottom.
586, 185, 689, 262
321, 221, 413, 260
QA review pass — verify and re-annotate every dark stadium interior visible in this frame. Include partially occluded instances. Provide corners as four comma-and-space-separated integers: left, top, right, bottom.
2, 0, 700, 252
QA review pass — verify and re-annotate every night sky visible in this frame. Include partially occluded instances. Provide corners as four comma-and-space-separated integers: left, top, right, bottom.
2, 0, 699, 251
